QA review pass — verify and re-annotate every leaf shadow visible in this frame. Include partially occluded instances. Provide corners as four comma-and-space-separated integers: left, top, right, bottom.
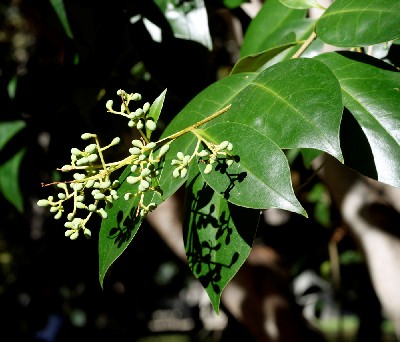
184, 174, 240, 295
214, 156, 247, 200
107, 210, 139, 248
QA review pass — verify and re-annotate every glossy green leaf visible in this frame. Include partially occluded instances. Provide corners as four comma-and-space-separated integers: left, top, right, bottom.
224, 58, 343, 161
146, 88, 167, 139
153, 0, 212, 50
0, 148, 26, 213
240, 0, 316, 62
183, 166, 259, 313
317, 0, 400, 47
223, 0, 248, 9
230, 43, 297, 75
49, 0, 74, 39
279, 0, 325, 10
198, 122, 306, 215
0, 120, 26, 150
316, 52, 400, 188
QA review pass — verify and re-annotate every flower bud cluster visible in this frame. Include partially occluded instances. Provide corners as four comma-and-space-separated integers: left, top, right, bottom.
106, 89, 156, 132
38, 133, 121, 240
171, 140, 234, 177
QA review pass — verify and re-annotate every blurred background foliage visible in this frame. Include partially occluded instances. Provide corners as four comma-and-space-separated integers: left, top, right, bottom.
0, 0, 396, 341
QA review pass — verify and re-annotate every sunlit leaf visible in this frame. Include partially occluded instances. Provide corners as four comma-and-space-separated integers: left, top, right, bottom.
153, 0, 212, 50
316, 52, 400, 188
0, 120, 26, 150
224, 58, 343, 161
317, 0, 400, 47
279, 0, 325, 10
198, 122, 306, 215
146, 88, 167, 139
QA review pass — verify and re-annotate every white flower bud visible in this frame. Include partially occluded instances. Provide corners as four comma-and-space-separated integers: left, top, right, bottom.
131, 165, 138, 173
144, 142, 156, 150
88, 154, 98, 163
116, 89, 124, 96
76, 157, 88, 166
67, 213, 74, 221
71, 148, 81, 156
47, 196, 54, 201
73, 173, 85, 180
198, 150, 209, 157
127, 176, 140, 184
70, 231, 79, 240
37, 199, 49, 207
146, 120, 156, 131
227, 142, 233, 151
158, 144, 170, 157
139, 179, 149, 190
177, 152, 184, 160
132, 93, 141, 101
57, 193, 66, 200
54, 211, 62, 220
128, 121, 135, 128
124, 193, 131, 200
94, 193, 105, 200
111, 137, 121, 145
106, 99, 114, 111
65, 222, 74, 229
182, 155, 190, 166
131, 140, 143, 148
136, 120, 144, 129
84, 228, 92, 238
134, 108, 143, 117
88, 204, 97, 211
173, 168, 180, 178
50, 206, 58, 213
65, 229, 75, 237
81, 133, 93, 140
218, 141, 229, 150
85, 144, 97, 154
97, 208, 108, 219
204, 164, 213, 174
143, 102, 150, 113
180, 168, 188, 178
76, 202, 86, 209
76, 195, 84, 202
129, 147, 141, 155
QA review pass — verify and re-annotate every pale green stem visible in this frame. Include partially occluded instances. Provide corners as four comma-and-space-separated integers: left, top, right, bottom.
291, 31, 317, 59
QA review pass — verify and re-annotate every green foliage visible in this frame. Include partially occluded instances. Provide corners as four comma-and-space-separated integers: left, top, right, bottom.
3, 0, 399, 314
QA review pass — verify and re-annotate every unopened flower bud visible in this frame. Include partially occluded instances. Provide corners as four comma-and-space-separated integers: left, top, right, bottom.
143, 102, 150, 113
106, 100, 113, 111
37, 199, 49, 207
204, 164, 213, 174
81, 133, 93, 140
70, 231, 79, 240
111, 137, 121, 145
146, 120, 156, 131
85, 144, 97, 154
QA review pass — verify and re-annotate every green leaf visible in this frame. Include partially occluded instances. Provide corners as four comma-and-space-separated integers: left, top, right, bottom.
223, 0, 249, 9
0, 120, 26, 150
99, 168, 162, 287
224, 58, 343, 161
230, 43, 297, 75
183, 166, 259, 313
317, 0, 400, 47
146, 88, 167, 139
0, 148, 26, 213
240, 0, 312, 59
153, 0, 212, 50
198, 122, 306, 215
316, 52, 400, 188
279, 0, 325, 10
49, 0, 74, 39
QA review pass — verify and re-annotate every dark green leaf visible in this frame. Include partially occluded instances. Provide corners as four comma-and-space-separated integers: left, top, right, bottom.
240, 0, 315, 63
317, 0, 400, 47
0, 148, 26, 213
99, 168, 162, 286
49, 0, 74, 39
230, 43, 297, 75
316, 52, 400, 188
0, 120, 26, 150
198, 122, 306, 215
183, 166, 259, 313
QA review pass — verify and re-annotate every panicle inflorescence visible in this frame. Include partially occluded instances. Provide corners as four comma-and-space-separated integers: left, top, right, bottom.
38, 89, 236, 240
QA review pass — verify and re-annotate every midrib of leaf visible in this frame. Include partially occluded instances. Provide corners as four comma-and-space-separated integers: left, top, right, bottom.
321, 8, 396, 19
252, 81, 339, 153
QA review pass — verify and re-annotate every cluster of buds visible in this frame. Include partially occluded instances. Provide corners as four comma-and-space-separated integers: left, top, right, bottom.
106, 89, 156, 132
37, 133, 121, 240
172, 139, 234, 178
38, 89, 236, 241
